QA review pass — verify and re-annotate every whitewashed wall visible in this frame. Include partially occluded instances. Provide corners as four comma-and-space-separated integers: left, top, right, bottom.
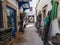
36, 0, 52, 16
38, 0, 52, 16
51, 19, 60, 36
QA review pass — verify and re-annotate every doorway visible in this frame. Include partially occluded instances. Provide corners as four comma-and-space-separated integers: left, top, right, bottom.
28, 15, 34, 23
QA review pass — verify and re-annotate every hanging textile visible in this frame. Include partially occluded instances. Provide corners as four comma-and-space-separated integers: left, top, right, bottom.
51, 0, 58, 19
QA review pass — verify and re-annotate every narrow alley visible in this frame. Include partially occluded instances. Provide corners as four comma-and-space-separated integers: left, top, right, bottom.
0, 0, 60, 45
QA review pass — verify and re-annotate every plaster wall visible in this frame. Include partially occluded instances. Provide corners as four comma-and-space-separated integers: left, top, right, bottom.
36, 0, 52, 16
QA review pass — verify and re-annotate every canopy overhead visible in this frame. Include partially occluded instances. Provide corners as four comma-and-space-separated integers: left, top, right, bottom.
17, 0, 30, 11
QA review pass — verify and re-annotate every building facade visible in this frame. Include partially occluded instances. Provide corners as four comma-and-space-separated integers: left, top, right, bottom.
35, 0, 60, 37
1, 0, 20, 30
0, 0, 21, 42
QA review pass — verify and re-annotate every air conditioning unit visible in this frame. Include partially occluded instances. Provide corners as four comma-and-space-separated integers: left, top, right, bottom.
54, 0, 59, 3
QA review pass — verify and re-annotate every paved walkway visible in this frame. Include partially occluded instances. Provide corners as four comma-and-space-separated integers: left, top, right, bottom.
12, 24, 43, 45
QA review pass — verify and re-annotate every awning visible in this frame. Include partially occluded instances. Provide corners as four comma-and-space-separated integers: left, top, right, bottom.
17, 0, 30, 11
22, 2, 30, 11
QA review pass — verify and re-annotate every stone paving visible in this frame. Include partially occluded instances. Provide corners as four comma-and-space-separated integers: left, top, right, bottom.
11, 24, 44, 45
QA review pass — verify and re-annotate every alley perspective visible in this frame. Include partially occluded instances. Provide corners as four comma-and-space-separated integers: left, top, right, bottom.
0, 0, 60, 45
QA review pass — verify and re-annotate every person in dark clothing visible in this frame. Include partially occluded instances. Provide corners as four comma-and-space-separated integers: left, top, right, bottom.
43, 11, 51, 45
19, 14, 24, 34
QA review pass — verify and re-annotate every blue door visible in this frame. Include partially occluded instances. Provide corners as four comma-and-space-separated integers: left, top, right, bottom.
11, 10, 17, 38
6, 6, 17, 38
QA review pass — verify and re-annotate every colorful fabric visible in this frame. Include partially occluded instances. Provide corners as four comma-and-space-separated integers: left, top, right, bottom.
51, 0, 58, 19
44, 16, 49, 25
